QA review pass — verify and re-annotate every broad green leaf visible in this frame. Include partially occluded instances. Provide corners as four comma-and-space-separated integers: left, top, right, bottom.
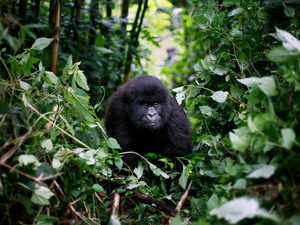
237, 77, 260, 87
179, 165, 189, 189
275, 28, 300, 51
257, 76, 277, 96
229, 127, 250, 152
78, 150, 96, 165
127, 181, 147, 190
31, 183, 54, 206
211, 91, 228, 103
207, 194, 219, 211
232, 179, 246, 189
247, 165, 276, 179
52, 158, 61, 170
92, 184, 106, 193
149, 163, 169, 179
41, 139, 53, 152
31, 38, 54, 51
200, 106, 213, 116
76, 70, 90, 91
134, 162, 144, 179
107, 138, 121, 149
281, 128, 295, 149
228, 8, 244, 17
95, 47, 114, 54
19, 80, 31, 91
170, 214, 189, 225
45, 71, 58, 85
209, 65, 228, 76
18, 154, 41, 168
210, 197, 278, 224
267, 46, 297, 63
35, 215, 58, 225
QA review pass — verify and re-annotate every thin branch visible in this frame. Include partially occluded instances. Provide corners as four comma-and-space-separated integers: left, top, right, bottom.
176, 181, 192, 212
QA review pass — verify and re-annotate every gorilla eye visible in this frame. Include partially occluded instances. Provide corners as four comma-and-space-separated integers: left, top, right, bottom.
153, 102, 159, 106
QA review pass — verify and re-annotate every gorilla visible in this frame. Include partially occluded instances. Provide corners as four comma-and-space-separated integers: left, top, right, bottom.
105, 75, 192, 165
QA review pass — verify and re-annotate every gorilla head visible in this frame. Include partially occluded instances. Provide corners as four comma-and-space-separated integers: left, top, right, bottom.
123, 76, 171, 131
105, 75, 192, 164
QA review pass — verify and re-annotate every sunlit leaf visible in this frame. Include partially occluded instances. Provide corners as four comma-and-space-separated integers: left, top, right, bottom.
211, 91, 228, 103
18, 154, 41, 168
281, 128, 295, 149
31, 38, 54, 51
247, 165, 276, 179
210, 197, 278, 224
19, 80, 31, 91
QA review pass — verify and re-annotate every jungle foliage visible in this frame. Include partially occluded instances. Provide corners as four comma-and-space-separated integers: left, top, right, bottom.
0, 0, 300, 224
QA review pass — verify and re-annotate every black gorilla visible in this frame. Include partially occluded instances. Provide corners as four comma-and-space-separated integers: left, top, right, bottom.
105, 75, 192, 165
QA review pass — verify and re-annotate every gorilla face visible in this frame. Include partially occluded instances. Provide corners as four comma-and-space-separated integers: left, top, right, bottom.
128, 98, 165, 131
125, 79, 171, 132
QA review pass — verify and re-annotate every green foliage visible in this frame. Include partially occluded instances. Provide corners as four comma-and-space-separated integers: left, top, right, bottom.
163, 0, 300, 224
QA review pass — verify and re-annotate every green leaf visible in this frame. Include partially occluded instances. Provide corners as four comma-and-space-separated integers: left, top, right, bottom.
19, 80, 31, 91
179, 165, 189, 189
211, 91, 228, 103
281, 128, 295, 149
134, 162, 144, 179
31, 184, 54, 206
149, 163, 169, 179
107, 138, 121, 149
247, 165, 276, 179
232, 179, 246, 189
41, 139, 53, 152
207, 194, 219, 211
228, 8, 244, 17
18, 154, 41, 168
267, 46, 297, 63
31, 38, 54, 51
45, 71, 59, 85
257, 76, 277, 96
170, 214, 189, 225
76, 70, 90, 91
92, 184, 106, 193
200, 106, 213, 117
210, 197, 279, 224
275, 28, 300, 51
229, 127, 250, 152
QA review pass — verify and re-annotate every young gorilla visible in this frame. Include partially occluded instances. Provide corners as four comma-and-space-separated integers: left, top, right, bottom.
105, 75, 192, 166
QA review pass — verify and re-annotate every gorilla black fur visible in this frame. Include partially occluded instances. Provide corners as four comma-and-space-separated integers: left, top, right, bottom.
105, 75, 192, 164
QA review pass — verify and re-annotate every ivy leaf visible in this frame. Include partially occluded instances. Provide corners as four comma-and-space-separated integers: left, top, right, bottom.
31, 38, 54, 51
211, 91, 228, 103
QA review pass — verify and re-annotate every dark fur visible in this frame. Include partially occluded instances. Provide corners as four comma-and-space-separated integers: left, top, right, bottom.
105, 75, 192, 164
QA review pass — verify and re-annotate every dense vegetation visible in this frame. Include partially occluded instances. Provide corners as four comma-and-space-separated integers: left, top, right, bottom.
0, 0, 300, 224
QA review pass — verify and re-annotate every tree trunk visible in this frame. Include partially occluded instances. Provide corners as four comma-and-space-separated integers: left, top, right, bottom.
51, 0, 61, 74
